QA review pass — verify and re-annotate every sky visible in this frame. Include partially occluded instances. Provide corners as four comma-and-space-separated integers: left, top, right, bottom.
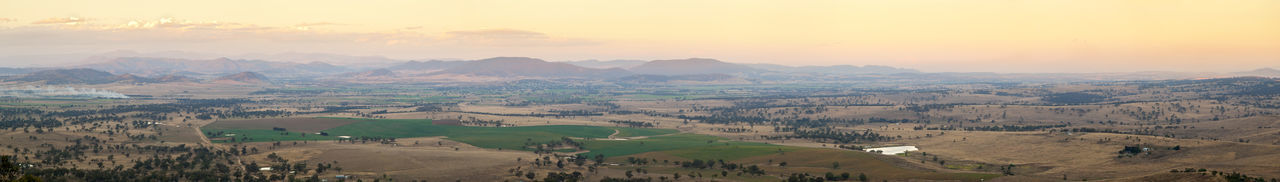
1, 0, 1277, 73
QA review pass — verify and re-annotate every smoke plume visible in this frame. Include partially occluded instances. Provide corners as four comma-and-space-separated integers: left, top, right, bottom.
0, 86, 130, 99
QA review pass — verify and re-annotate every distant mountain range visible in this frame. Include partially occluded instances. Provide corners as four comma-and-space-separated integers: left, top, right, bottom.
615, 73, 744, 84
80, 57, 349, 77
0, 67, 43, 76
564, 60, 648, 69
1232, 68, 1280, 77
1, 68, 199, 84
77, 50, 402, 69
154, 74, 200, 83
629, 58, 760, 75
213, 72, 270, 84
232, 52, 404, 69
429, 57, 631, 78
341, 69, 397, 78
389, 60, 469, 71
747, 64, 920, 75
5, 69, 119, 84
113, 74, 155, 83
2, 50, 1276, 85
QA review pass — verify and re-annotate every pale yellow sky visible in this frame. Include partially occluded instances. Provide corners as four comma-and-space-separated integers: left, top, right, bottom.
1, 0, 1277, 72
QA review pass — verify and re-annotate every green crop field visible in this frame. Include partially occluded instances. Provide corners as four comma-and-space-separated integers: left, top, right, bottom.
204, 129, 335, 143
580, 134, 1000, 182
610, 127, 679, 138
202, 118, 679, 151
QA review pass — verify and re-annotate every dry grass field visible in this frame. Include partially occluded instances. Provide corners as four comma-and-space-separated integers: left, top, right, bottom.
866, 129, 1280, 180
238, 136, 537, 181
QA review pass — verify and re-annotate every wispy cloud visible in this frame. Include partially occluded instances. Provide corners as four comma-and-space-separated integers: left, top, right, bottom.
295, 22, 343, 27
115, 17, 276, 32
31, 17, 86, 25
0, 18, 14, 23
292, 22, 343, 31
443, 28, 599, 47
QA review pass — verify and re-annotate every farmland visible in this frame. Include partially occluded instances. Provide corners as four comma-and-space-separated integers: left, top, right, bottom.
203, 118, 681, 151
4, 76, 1280, 181
198, 117, 1003, 181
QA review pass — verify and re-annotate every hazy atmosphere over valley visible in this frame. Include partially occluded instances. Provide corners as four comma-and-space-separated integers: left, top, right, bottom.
1, 0, 1278, 182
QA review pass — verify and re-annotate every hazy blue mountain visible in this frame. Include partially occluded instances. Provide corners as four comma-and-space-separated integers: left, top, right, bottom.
629, 58, 760, 75
432, 57, 632, 78
80, 57, 349, 77
564, 59, 648, 69
615, 73, 739, 83
4, 68, 119, 84
390, 60, 469, 71
213, 72, 270, 84
746, 64, 920, 74
1233, 68, 1280, 78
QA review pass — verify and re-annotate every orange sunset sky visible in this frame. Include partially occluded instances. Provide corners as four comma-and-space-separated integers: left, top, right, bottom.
1, 0, 1277, 72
